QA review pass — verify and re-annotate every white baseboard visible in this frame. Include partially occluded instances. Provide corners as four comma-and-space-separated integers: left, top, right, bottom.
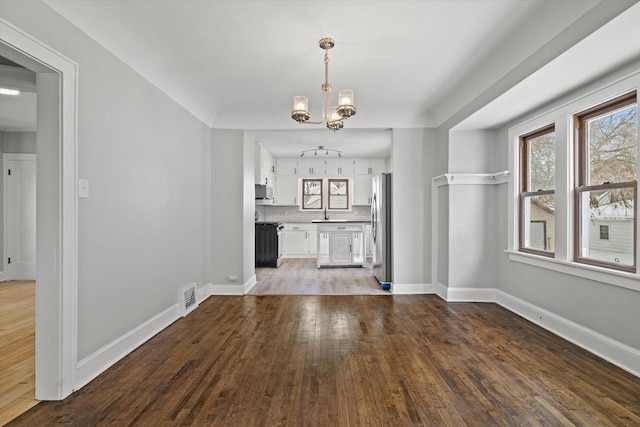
210, 283, 244, 295
0, 271, 5, 282
392, 283, 433, 294
244, 275, 257, 293
445, 287, 497, 302
197, 282, 214, 302
496, 290, 640, 378
75, 303, 180, 390
434, 282, 448, 300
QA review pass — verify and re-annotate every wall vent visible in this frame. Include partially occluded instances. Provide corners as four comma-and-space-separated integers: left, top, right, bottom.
179, 282, 198, 317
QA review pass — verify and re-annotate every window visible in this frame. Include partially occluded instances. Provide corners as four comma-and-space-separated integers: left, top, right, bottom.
520, 125, 555, 256
328, 179, 349, 209
575, 92, 637, 272
302, 179, 322, 210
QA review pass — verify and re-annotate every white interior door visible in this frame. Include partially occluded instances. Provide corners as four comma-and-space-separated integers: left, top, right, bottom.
4, 153, 37, 280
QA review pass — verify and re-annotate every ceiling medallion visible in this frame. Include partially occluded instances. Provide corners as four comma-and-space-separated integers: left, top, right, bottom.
291, 37, 356, 131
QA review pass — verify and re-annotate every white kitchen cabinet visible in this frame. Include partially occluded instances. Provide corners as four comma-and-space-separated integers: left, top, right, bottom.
325, 158, 352, 175
353, 174, 373, 205
283, 224, 317, 257
255, 142, 275, 186
365, 225, 373, 257
275, 175, 298, 205
330, 233, 353, 264
275, 159, 298, 175
298, 158, 325, 176
353, 158, 386, 175
315, 222, 366, 267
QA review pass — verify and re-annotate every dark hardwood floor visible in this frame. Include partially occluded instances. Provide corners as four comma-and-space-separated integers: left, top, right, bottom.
7, 295, 640, 426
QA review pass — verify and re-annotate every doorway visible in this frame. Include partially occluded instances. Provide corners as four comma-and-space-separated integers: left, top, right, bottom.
1, 20, 79, 403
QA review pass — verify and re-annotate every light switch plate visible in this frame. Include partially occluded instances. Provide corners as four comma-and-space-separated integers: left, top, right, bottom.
79, 179, 89, 198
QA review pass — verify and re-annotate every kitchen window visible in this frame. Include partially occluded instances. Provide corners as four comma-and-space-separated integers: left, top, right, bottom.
575, 92, 637, 272
302, 179, 323, 210
519, 125, 555, 256
328, 179, 349, 209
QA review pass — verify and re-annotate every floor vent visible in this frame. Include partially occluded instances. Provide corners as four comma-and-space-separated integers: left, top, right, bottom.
179, 282, 198, 316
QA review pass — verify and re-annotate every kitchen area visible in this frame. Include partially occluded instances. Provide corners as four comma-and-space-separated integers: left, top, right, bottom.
252, 132, 392, 294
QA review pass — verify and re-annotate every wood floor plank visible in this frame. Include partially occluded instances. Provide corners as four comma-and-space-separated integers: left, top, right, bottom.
0, 280, 38, 427
5, 294, 640, 426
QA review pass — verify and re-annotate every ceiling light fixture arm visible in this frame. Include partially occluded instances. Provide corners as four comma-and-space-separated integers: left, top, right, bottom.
291, 37, 356, 131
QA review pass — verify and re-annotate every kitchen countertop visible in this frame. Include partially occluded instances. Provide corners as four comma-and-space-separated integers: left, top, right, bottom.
311, 220, 371, 224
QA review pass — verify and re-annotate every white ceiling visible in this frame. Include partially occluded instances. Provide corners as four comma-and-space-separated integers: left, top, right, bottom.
3, 1, 639, 157
0, 65, 37, 132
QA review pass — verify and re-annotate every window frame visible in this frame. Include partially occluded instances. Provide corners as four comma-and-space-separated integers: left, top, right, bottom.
519, 124, 556, 257
574, 92, 637, 273
328, 178, 349, 210
301, 178, 323, 210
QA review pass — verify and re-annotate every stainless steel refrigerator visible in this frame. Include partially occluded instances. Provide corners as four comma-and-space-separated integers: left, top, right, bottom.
371, 173, 392, 287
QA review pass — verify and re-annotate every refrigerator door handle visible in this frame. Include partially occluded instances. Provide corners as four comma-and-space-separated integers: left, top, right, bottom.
371, 193, 377, 243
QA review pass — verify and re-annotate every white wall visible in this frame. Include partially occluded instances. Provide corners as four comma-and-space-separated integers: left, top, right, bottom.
448, 130, 496, 173
446, 130, 500, 292
210, 129, 255, 291
0, 1, 211, 364
390, 128, 436, 290
2, 131, 37, 153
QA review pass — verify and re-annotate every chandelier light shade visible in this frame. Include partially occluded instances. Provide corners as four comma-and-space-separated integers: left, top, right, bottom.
291, 37, 356, 131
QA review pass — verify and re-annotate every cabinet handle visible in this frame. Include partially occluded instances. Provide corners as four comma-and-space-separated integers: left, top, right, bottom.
293, 227, 299, 230
338, 226, 346, 230
305, 232, 308, 238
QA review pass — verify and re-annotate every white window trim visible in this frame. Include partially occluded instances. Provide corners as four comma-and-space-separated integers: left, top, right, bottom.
507, 72, 640, 293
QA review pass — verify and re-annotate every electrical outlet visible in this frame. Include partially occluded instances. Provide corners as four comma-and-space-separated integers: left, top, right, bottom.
228, 275, 238, 282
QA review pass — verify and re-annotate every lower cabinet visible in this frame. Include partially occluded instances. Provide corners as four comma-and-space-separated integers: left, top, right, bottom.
316, 223, 366, 267
329, 233, 353, 264
365, 225, 373, 257
283, 224, 317, 257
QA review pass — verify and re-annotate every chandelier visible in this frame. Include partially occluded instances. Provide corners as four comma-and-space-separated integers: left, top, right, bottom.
291, 37, 356, 131
300, 145, 342, 158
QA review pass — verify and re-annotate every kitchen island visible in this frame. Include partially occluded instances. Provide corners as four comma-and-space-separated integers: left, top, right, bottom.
312, 220, 367, 268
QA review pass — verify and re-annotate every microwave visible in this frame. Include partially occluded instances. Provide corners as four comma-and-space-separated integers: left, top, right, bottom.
255, 184, 273, 199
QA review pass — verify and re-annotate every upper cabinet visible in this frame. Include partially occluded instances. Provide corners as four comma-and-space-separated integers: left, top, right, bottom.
298, 158, 325, 176
255, 142, 275, 186
353, 158, 386, 175
275, 158, 299, 175
325, 158, 353, 175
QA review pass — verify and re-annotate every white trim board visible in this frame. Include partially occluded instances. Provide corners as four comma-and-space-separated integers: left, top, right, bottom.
1, 18, 79, 400
75, 304, 180, 390
392, 283, 433, 294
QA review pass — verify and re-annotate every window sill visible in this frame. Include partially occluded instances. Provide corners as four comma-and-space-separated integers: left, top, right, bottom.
506, 250, 639, 293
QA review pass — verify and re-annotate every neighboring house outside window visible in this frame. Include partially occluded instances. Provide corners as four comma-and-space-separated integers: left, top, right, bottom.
519, 125, 556, 256
302, 179, 322, 210
575, 92, 637, 272
328, 179, 349, 210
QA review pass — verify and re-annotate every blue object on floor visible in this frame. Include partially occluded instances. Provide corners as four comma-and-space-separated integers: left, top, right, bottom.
381, 282, 391, 291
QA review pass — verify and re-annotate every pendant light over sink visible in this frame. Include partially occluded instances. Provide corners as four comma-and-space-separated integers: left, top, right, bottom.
291, 38, 356, 131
